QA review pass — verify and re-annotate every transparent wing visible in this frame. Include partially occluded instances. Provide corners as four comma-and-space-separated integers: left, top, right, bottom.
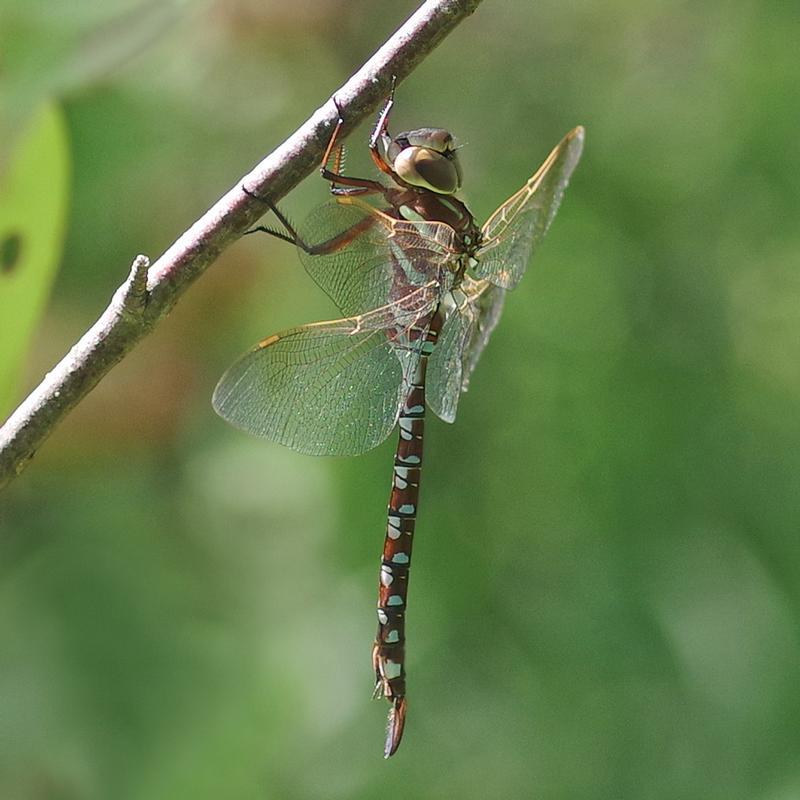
427, 276, 506, 423
460, 279, 506, 392
298, 197, 459, 316
213, 284, 439, 456
427, 287, 479, 424
474, 126, 584, 290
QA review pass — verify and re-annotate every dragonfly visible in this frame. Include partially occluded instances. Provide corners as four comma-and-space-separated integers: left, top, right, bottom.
213, 85, 584, 757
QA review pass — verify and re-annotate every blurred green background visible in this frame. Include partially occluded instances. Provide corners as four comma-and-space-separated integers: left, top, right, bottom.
2, 1, 799, 798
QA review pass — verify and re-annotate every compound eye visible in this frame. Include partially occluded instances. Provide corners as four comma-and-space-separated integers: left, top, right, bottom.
404, 129, 454, 153
393, 146, 461, 194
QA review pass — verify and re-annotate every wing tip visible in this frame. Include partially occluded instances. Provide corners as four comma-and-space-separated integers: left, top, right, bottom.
565, 125, 586, 160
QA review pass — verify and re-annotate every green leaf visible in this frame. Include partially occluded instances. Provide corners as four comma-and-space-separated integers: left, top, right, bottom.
0, 101, 70, 417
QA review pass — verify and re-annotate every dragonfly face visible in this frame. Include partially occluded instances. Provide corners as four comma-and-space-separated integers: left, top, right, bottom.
216, 88, 584, 757
383, 127, 463, 195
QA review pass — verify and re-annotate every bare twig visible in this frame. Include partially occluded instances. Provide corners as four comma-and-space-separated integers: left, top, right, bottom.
0, 0, 483, 489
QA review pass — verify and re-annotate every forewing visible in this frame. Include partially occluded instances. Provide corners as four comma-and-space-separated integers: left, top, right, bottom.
299, 197, 459, 316
475, 126, 584, 290
213, 284, 439, 456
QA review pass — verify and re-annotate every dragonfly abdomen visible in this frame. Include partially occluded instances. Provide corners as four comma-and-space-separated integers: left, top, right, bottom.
373, 307, 443, 757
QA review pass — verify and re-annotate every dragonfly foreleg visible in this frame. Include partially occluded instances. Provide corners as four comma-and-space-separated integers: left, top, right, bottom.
329, 184, 382, 197
320, 97, 346, 177
321, 172, 385, 195
319, 97, 387, 196
368, 76, 397, 174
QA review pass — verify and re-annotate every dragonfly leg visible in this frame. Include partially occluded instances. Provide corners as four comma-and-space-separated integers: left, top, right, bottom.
329, 184, 382, 197
321, 79, 399, 191
319, 96, 386, 195
320, 171, 385, 195
369, 77, 397, 153
240, 188, 313, 248
242, 187, 381, 259
368, 76, 398, 179
319, 97, 346, 177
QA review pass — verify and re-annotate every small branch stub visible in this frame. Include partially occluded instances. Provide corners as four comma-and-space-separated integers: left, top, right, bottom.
120, 254, 150, 317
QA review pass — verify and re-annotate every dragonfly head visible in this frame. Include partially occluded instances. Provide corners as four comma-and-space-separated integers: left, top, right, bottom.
387, 128, 463, 195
